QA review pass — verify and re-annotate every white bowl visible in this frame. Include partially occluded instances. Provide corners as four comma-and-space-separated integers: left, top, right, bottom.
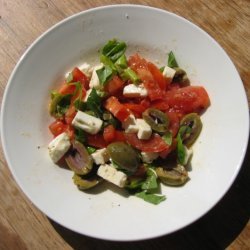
1, 5, 249, 241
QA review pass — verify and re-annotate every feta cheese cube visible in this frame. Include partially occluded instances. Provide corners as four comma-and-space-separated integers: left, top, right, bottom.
141, 152, 159, 163
97, 164, 127, 188
163, 66, 176, 83
123, 84, 148, 98
89, 64, 103, 89
72, 110, 103, 135
91, 148, 110, 165
122, 114, 139, 133
136, 119, 152, 140
78, 62, 91, 75
48, 132, 71, 163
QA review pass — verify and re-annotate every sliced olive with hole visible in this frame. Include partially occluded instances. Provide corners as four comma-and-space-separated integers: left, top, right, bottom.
72, 173, 101, 190
107, 142, 140, 173
156, 165, 188, 186
65, 140, 93, 175
180, 113, 202, 147
142, 108, 169, 133
173, 67, 190, 86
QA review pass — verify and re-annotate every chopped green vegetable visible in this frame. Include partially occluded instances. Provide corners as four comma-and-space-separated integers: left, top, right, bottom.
74, 127, 87, 144
162, 131, 172, 146
96, 65, 113, 85
115, 54, 128, 69
102, 39, 127, 62
86, 146, 97, 154
49, 92, 72, 117
120, 67, 140, 84
177, 126, 190, 164
100, 54, 117, 72
85, 88, 103, 117
141, 168, 158, 190
135, 190, 166, 205
168, 51, 179, 68
159, 66, 165, 72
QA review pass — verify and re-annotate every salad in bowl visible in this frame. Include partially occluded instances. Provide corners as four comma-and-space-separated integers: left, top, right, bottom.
48, 39, 210, 204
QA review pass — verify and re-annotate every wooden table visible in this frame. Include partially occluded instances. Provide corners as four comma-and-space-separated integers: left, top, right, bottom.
0, 0, 249, 249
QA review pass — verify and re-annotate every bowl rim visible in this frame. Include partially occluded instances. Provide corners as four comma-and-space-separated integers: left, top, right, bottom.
1, 4, 249, 241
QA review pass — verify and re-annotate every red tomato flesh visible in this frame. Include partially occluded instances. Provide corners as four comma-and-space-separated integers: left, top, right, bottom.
125, 133, 169, 153
104, 96, 130, 122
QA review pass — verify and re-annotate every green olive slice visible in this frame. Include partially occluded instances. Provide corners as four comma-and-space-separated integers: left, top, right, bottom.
180, 113, 202, 147
107, 142, 140, 173
173, 67, 190, 86
156, 165, 188, 186
65, 140, 93, 175
72, 173, 101, 190
142, 108, 169, 133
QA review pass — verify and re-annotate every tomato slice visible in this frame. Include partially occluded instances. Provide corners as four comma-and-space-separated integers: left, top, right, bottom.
166, 111, 181, 137
65, 105, 77, 125
164, 86, 210, 113
59, 83, 76, 95
147, 62, 167, 90
49, 120, 67, 137
103, 125, 116, 143
104, 96, 130, 122
72, 67, 89, 90
143, 80, 165, 101
123, 103, 147, 117
125, 133, 169, 152
87, 134, 107, 148
114, 130, 126, 142
104, 75, 124, 95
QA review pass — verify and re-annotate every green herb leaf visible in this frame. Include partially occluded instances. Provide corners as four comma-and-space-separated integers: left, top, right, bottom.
120, 67, 140, 84
74, 127, 87, 144
86, 146, 97, 154
135, 190, 166, 205
102, 39, 127, 62
125, 178, 144, 190
176, 126, 190, 164
141, 168, 158, 190
168, 51, 179, 68
159, 66, 165, 73
115, 54, 128, 69
85, 88, 103, 117
100, 54, 117, 72
96, 65, 113, 85
74, 99, 86, 111
162, 131, 172, 146
49, 93, 72, 117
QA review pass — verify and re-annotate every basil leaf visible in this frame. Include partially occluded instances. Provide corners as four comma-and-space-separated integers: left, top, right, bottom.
126, 178, 144, 190
86, 146, 96, 154
162, 131, 172, 146
74, 127, 87, 144
168, 51, 179, 68
85, 88, 103, 117
120, 67, 140, 84
100, 54, 117, 72
115, 54, 128, 69
141, 168, 158, 190
96, 65, 113, 85
102, 39, 127, 62
49, 93, 72, 117
159, 66, 165, 73
74, 99, 86, 111
135, 191, 166, 205
176, 126, 190, 165
66, 72, 73, 83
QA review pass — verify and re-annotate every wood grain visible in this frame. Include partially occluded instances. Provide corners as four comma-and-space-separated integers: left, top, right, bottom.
0, 0, 249, 249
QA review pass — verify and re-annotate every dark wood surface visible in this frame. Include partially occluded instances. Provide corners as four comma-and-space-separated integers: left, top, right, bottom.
0, 0, 249, 249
